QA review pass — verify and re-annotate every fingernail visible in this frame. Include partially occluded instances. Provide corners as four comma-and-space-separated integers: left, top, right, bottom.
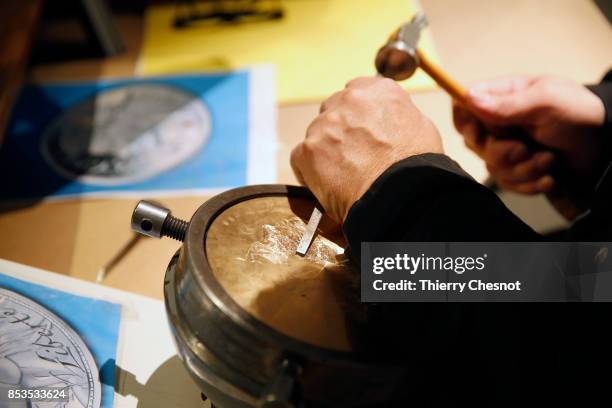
509, 145, 528, 162
468, 89, 494, 108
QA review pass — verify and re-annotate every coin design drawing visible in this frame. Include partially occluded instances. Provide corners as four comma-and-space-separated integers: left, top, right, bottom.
0, 288, 101, 408
40, 83, 211, 186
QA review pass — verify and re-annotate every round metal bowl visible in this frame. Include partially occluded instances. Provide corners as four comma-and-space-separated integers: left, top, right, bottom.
148, 185, 406, 407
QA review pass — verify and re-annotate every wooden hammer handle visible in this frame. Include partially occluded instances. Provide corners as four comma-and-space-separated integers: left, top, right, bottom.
413, 49, 583, 220
416, 48, 467, 104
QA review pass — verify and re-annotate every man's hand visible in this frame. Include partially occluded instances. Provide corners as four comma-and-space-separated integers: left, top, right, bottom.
291, 76, 443, 223
454, 75, 606, 194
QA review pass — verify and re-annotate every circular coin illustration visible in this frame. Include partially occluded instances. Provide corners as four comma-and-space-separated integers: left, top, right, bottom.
41, 83, 211, 186
0, 288, 101, 408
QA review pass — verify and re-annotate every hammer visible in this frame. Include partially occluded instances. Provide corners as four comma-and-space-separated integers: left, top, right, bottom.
375, 13, 584, 220
375, 13, 468, 104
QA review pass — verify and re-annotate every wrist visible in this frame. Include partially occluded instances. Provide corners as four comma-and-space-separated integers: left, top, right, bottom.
341, 148, 444, 222
341, 161, 393, 223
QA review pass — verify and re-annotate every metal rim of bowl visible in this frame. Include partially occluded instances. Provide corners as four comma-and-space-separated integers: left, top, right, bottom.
183, 184, 385, 366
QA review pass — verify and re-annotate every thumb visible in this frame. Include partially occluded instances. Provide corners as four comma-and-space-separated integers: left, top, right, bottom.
466, 87, 537, 126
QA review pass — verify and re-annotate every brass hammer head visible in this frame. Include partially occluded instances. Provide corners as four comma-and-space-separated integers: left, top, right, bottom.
375, 13, 428, 81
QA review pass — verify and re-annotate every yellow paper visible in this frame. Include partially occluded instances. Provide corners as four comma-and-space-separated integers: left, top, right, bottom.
140, 0, 440, 103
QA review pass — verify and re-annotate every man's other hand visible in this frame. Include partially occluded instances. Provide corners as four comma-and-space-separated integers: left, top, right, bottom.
291, 76, 443, 223
453, 76, 606, 195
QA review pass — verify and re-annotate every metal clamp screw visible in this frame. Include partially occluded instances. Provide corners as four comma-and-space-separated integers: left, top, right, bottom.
131, 200, 189, 242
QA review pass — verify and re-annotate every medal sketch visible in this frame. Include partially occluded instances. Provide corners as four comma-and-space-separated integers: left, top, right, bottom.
0, 288, 101, 408
40, 84, 212, 186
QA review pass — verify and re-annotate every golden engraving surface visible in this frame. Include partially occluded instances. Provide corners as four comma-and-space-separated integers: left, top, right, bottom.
205, 196, 362, 351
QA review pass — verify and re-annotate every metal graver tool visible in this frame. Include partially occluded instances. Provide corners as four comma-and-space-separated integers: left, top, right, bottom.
128, 185, 394, 407
96, 233, 142, 283
295, 206, 323, 256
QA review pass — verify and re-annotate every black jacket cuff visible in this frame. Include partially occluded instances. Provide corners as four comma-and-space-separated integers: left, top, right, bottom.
342, 153, 537, 258
585, 70, 612, 211
587, 81, 612, 135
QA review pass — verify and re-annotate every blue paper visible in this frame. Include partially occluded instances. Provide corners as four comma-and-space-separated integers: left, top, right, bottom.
0, 273, 121, 407
0, 71, 251, 199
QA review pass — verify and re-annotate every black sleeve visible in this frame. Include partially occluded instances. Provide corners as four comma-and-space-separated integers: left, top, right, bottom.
342, 153, 539, 256
587, 70, 612, 134
339, 154, 544, 400
570, 70, 612, 240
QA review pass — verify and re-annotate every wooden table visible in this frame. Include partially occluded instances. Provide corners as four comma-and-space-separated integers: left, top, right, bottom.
1, 0, 610, 299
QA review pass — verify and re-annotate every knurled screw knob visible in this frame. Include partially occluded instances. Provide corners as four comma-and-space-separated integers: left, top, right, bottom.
131, 200, 189, 242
